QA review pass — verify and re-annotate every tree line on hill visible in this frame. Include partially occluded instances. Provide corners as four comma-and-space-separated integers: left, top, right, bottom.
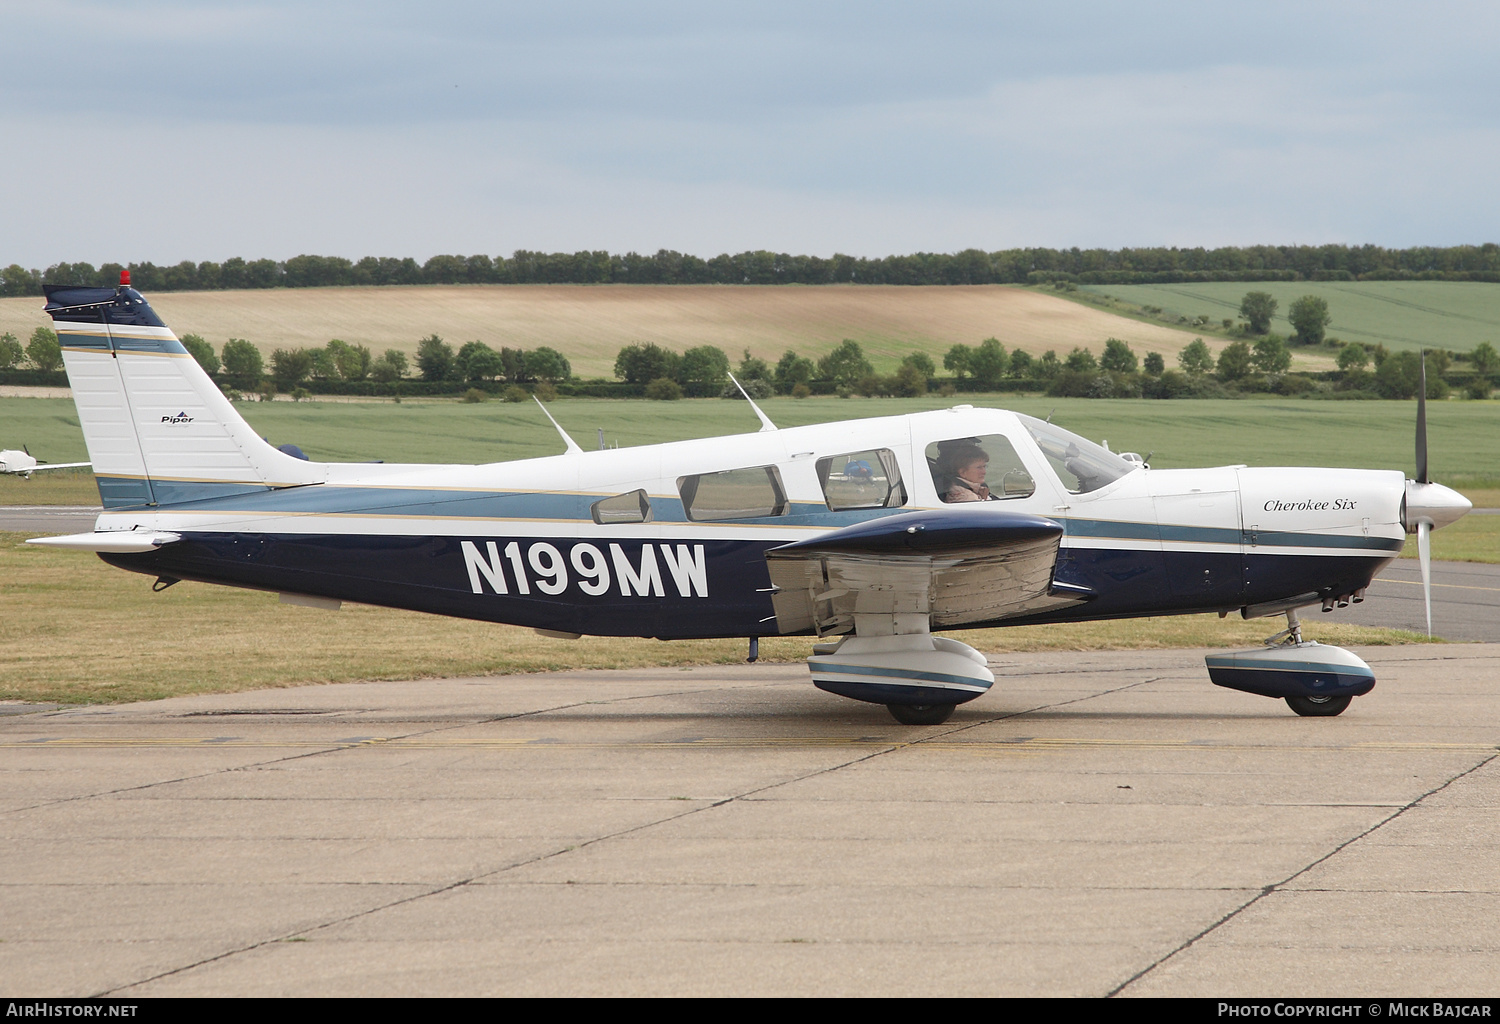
163, 335, 574, 401
177, 331, 1500, 404
7, 285, 1496, 403
5, 242, 1500, 298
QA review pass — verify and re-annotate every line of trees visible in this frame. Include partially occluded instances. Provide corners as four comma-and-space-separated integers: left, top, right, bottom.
174, 334, 575, 396
610, 339, 937, 400
14, 320, 1493, 403
0, 328, 62, 371
5, 242, 1500, 297
1037, 334, 1496, 401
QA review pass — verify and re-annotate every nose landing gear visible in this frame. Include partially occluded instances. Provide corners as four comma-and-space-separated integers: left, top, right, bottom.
1285, 694, 1354, 717
1206, 610, 1375, 717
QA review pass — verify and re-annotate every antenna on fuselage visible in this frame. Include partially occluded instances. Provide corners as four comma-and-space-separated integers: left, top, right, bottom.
727, 372, 777, 432
533, 397, 583, 455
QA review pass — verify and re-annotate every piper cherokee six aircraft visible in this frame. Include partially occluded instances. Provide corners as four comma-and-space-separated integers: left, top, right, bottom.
31, 278, 1472, 724
0, 445, 90, 478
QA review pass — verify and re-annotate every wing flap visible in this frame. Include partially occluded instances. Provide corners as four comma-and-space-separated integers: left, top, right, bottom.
764, 507, 1084, 635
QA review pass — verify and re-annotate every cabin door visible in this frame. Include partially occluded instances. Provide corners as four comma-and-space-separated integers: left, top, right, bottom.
1151, 469, 1246, 607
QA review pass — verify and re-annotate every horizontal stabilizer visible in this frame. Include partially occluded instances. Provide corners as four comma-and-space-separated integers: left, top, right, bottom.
27, 531, 181, 553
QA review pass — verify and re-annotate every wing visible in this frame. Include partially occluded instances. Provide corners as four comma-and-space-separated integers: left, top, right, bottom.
763, 506, 1092, 636
26, 462, 92, 472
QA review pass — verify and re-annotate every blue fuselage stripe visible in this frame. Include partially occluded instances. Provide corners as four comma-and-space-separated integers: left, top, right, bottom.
98, 481, 1406, 558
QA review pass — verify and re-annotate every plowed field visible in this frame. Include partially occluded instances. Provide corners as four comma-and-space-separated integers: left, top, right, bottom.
1, 284, 1207, 378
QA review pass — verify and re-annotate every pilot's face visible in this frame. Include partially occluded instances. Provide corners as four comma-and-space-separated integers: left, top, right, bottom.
957, 457, 988, 485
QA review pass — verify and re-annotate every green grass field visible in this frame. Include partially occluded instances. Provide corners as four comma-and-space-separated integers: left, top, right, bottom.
0, 468, 96, 505
11, 391, 1498, 556
1396, 512, 1500, 563
1079, 281, 1500, 355
6, 392, 1496, 482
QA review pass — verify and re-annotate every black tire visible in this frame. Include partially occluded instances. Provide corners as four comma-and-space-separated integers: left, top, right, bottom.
887, 702, 956, 726
1285, 694, 1353, 717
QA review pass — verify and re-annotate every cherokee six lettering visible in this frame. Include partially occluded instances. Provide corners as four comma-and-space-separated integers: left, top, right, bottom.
1263, 499, 1359, 512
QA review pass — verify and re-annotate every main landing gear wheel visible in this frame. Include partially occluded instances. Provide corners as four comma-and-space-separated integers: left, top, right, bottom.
887, 703, 956, 726
1285, 694, 1353, 717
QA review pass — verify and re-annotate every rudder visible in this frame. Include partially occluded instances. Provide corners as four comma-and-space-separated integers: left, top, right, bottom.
45, 280, 324, 508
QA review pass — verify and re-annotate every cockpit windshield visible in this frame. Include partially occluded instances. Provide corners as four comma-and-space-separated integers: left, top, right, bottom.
1016, 413, 1137, 494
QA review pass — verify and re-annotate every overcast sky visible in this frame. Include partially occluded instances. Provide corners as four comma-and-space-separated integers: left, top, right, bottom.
1, 0, 1497, 266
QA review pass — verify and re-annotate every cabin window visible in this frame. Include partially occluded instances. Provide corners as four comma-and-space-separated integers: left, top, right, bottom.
1015, 414, 1135, 494
815, 449, 906, 511
591, 489, 653, 525
926, 434, 1036, 503
678, 466, 789, 521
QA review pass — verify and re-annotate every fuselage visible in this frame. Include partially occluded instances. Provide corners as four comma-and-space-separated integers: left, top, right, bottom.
94, 405, 1409, 639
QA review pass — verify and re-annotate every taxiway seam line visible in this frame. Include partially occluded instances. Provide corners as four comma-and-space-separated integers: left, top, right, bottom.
97, 676, 1160, 994
1, 682, 744, 820
1106, 749, 1500, 997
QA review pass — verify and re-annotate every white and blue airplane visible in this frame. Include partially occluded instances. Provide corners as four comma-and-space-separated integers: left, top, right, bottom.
31, 278, 1472, 724
0, 446, 90, 478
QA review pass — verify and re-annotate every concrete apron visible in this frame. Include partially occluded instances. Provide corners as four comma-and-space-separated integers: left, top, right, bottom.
2, 644, 1498, 997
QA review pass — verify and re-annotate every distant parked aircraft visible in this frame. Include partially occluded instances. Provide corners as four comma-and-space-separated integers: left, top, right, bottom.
0, 446, 90, 479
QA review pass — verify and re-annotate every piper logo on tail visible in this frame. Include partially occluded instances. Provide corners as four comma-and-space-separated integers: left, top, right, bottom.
161, 411, 194, 425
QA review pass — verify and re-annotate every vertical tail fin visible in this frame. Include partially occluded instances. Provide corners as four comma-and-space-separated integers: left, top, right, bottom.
44, 282, 324, 508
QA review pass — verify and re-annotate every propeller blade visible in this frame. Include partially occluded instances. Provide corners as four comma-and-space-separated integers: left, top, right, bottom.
1416, 350, 1429, 484
1418, 519, 1432, 638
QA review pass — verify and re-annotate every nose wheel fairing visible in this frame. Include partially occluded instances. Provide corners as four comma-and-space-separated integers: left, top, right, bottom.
1206, 643, 1376, 700
1206, 610, 1375, 708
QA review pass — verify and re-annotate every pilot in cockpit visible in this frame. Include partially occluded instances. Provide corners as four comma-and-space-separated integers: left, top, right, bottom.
938, 444, 993, 502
